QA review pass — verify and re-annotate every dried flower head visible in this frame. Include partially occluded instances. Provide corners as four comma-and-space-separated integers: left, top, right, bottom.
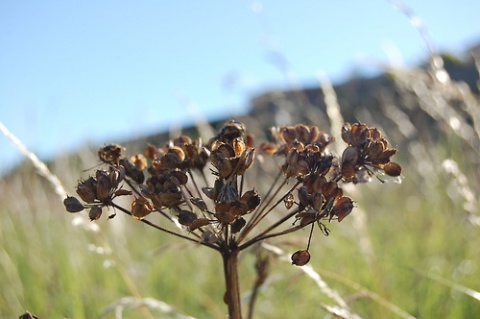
64, 119, 401, 317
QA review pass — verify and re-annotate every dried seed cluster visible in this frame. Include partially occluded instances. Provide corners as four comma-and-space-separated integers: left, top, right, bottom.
341, 122, 402, 181
64, 120, 401, 266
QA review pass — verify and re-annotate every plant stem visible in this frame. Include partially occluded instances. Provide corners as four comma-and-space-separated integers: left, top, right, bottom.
222, 248, 242, 319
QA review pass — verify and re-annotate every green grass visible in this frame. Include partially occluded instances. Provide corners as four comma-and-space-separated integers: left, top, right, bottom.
1, 154, 479, 319
1, 118, 480, 319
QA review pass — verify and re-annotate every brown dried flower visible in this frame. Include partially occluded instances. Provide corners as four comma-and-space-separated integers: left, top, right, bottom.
64, 119, 401, 316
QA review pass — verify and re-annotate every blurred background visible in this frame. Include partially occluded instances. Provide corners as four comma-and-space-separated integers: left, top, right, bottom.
1, 1, 480, 318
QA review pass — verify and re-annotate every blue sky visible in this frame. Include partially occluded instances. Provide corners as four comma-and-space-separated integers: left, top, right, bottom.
1, 1, 479, 173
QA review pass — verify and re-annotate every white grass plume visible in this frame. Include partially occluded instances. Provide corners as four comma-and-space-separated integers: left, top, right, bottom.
0, 121, 67, 201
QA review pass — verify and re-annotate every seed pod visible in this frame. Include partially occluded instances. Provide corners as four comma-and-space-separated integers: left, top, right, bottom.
145, 143, 158, 160
96, 170, 113, 200
178, 210, 197, 226
341, 146, 359, 179
216, 143, 236, 157
170, 171, 188, 186
168, 146, 186, 162
232, 138, 246, 157
211, 151, 233, 178
189, 218, 210, 231
98, 144, 123, 163
341, 146, 359, 165
341, 123, 353, 144
114, 189, 133, 197
321, 182, 337, 199
231, 201, 249, 216
131, 196, 153, 220
364, 140, 384, 162
377, 148, 397, 164
76, 177, 97, 203
384, 161, 402, 177
368, 127, 382, 140
295, 124, 310, 144
279, 126, 297, 145
238, 148, 255, 174
120, 158, 145, 184
218, 120, 245, 143
334, 196, 354, 222
297, 210, 317, 227
291, 250, 311, 266
19, 311, 40, 319
297, 186, 310, 210
240, 189, 261, 212
172, 135, 193, 146
309, 125, 321, 143
63, 196, 85, 213
351, 123, 368, 146
158, 192, 183, 208
109, 165, 125, 188
231, 217, 246, 233
89, 206, 103, 221
284, 192, 294, 209
311, 192, 323, 212
215, 210, 236, 224
130, 154, 148, 170
341, 161, 356, 180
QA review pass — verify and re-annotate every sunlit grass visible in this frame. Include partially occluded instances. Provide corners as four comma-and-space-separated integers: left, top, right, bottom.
1, 146, 479, 319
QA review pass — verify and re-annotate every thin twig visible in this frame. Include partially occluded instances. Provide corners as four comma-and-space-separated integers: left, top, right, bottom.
110, 202, 219, 250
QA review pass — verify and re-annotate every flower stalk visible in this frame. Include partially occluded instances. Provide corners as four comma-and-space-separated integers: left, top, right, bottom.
222, 248, 242, 319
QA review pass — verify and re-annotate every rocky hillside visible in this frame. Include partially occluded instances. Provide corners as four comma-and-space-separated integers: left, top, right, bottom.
3, 44, 479, 187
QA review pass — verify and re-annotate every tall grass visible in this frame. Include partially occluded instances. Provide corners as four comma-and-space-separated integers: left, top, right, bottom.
1, 4, 479, 317
2, 80, 479, 319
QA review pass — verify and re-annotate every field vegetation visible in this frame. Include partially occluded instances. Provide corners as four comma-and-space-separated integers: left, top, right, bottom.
1, 7, 479, 317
